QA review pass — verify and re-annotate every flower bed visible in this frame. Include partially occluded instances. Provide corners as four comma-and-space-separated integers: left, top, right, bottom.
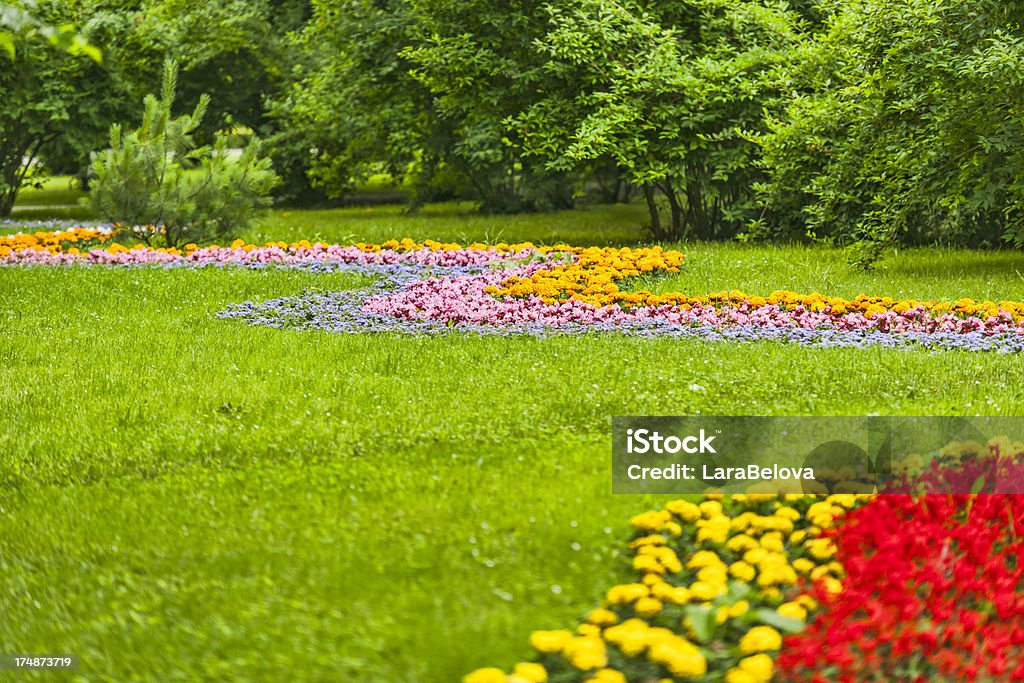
5, 230, 1024, 350
466, 439, 1024, 682
778, 494, 1024, 681
465, 492, 858, 683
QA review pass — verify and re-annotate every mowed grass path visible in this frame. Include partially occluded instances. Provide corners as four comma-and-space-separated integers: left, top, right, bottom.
3, 203, 1024, 680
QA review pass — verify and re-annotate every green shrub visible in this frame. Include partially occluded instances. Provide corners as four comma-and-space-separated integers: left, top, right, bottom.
757, 0, 1024, 266
90, 60, 279, 247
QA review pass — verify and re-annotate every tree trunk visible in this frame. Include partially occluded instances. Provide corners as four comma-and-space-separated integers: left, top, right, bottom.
664, 181, 685, 239
642, 183, 663, 238
686, 178, 711, 240
0, 133, 50, 217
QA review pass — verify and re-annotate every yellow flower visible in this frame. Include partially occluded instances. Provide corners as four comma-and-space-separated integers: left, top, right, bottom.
778, 601, 808, 621
697, 564, 728, 584
630, 534, 667, 549
604, 619, 650, 656
666, 500, 701, 522
635, 596, 663, 617
698, 500, 723, 518
826, 494, 859, 509
633, 555, 665, 574
512, 662, 547, 683
806, 538, 836, 560
738, 653, 774, 683
743, 548, 767, 565
587, 608, 618, 627
796, 595, 818, 610
464, 668, 507, 683
731, 512, 755, 531
696, 516, 731, 544
724, 669, 757, 683
726, 534, 759, 553
728, 600, 750, 618
774, 505, 801, 521
529, 630, 574, 654
630, 510, 672, 532
564, 637, 608, 670
687, 550, 723, 570
689, 581, 723, 601
729, 561, 756, 582
739, 626, 783, 653
588, 669, 627, 683
791, 558, 814, 575
606, 583, 648, 605
664, 586, 691, 605
759, 532, 784, 553
648, 636, 707, 678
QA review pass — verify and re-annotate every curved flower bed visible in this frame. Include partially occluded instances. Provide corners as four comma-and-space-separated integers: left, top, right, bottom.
466, 439, 1024, 683
5, 230, 1024, 350
465, 492, 857, 683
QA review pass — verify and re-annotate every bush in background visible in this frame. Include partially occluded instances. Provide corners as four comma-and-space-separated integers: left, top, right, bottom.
756, 0, 1024, 266
89, 60, 278, 247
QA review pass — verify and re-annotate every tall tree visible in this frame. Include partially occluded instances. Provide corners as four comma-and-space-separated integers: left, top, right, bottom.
0, 0, 105, 214
267, 0, 442, 205
403, 0, 575, 212
511, 0, 803, 240
272, 0, 576, 212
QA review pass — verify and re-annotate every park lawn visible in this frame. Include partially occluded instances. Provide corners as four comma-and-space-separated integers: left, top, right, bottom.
5, 174, 652, 245
6, 176, 92, 221
3, 204, 1024, 681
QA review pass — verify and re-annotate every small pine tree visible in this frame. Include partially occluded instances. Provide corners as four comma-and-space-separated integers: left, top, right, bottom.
90, 60, 279, 246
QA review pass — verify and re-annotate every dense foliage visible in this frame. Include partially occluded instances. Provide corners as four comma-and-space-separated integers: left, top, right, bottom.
267, 0, 440, 205
0, 0, 107, 214
507, 0, 800, 240
756, 0, 1024, 264
6, 0, 1024, 259
1, 0, 302, 213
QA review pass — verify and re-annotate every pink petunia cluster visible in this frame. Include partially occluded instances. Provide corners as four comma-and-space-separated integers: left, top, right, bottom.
364, 266, 1024, 336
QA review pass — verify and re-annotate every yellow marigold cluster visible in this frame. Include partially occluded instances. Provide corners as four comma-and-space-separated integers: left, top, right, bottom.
465, 492, 871, 683
486, 246, 685, 306
483, 247, 1024, 321
689, 290, 1024, 322
0, 227, 117, 255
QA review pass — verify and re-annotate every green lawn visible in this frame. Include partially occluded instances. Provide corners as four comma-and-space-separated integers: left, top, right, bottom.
3, 201, 1024, 681
8, 176, 93, 221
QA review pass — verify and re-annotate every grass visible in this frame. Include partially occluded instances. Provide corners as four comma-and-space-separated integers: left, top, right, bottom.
8, 176, 93, 221
4, 196, 1024, 680
640, 242, 1024, 303
248, 202, 649, 247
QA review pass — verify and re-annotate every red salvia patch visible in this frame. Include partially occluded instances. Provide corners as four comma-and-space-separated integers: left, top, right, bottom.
778, 494, 1024, 681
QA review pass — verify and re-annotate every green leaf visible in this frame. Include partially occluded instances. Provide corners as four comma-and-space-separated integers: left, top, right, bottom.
753, 608, 805, 633
970, 474, 988, 495
684, 604, 716, 644
0, 32, 14, 59
725, 581, 752, 602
